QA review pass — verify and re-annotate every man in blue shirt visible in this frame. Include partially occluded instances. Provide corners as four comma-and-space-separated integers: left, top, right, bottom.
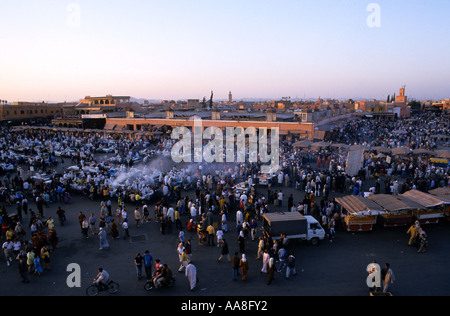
277, 247, 288, 273
143, 250, 154, 280
250, 219, 258, 241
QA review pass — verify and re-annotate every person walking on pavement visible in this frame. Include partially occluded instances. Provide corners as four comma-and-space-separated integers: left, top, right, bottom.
286, 251, 297, 280
206, 223, 215, 246
134, 207, 142, 227
178, 247, 189, 272
122, 220, 130, 240
232, 252, 240, 281
217, 238, 231, 262
111, 219, 119, 239
17, 249, 30, 283
221, 211, 228, 232
98, 227, 109, 250
277, 247, 287, 273
239, 253, 249, 281
328, 218, 336, 243
78, 212, 86, 234
185, 260, 197, 291
418, 226, 428, 253
238, 231, 245, 254
89, 213, 97, 235
256, 236, 264, 260
250, 219, 258, 241
177, 242, 184, 265
134, 252, 144, 280
81, 218, 89, 239
185, 239, 193, 261
261, 249, 269, 274
2, 240, 13, 267
266, 256, 275, 285
382, 263, 395, 293
143, 250, 153, 280
407, 221, 419, 246
216, 229, 223, 247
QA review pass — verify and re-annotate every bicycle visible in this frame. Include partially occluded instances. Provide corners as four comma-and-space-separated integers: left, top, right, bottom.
86, 280, 119, 296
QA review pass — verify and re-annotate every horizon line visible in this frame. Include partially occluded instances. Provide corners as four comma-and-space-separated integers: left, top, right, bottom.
4, 95, 445, 104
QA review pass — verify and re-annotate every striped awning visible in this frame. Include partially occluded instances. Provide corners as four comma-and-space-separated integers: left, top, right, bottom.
400, 190, 449, 207
335, 195, 385, 216
367, 194, 423, 212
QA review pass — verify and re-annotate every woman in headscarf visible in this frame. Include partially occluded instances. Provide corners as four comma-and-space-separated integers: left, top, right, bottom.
187, 219, 196, 232
239, 254, 249, 281
238, 231, 245, 254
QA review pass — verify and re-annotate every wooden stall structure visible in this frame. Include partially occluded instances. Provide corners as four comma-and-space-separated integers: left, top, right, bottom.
428, 187, 450, 219
367, 194, 421, 227
399, 190, 447, 224
335, 195, 384, 232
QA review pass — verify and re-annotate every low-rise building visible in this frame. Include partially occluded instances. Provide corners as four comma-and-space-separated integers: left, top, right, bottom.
0, 101, 64, 124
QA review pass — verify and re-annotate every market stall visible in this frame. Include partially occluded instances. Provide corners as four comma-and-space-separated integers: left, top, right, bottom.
335, 195, 385, 232
428, 187, 450, 219
257, 173, 275, 186
367, 194, 421, 227
399, 190, 447, 224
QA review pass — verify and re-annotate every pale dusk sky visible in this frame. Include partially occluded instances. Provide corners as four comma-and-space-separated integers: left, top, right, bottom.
1, 0, 449, 102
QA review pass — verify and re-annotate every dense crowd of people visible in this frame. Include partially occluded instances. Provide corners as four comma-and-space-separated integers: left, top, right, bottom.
1, 111, 449, 289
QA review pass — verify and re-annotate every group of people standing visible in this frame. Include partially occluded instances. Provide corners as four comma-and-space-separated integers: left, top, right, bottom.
1, 203, 59, 283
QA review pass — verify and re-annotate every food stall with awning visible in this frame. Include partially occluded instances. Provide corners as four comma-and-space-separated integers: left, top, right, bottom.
428, 187, 450, 219
367, 194, 422, 227
399, 190, 448, 224
335, 195, 385, 232
257, 172, 276, 186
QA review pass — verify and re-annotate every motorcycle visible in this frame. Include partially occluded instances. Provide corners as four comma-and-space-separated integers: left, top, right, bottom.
144, 275, 175, 291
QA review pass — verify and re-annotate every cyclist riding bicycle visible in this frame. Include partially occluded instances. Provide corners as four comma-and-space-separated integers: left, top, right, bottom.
94, 268, 110, 290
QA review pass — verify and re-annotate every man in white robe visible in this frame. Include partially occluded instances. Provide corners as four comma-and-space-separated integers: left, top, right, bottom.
261, 250, 270, 274
185, 261, 197, 291
236, 210, 243, 228
98, 228, 109, 250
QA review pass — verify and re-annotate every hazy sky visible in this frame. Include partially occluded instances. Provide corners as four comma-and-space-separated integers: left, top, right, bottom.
1, 0, 449, 102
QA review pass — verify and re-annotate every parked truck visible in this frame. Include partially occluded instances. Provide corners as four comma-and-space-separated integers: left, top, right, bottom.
262, 212, 326, 245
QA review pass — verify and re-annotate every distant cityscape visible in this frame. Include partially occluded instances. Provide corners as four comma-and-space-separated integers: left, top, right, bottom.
1, 87, 449, 142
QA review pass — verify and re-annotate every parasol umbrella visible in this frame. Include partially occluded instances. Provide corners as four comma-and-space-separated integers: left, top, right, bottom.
391, 130, 408, 135
371, 146, 391, 153
348, 144, 369, 151
310, 141, 330, 149
412, 148, 435, 156
431, 134, 450, 140
293, 140, 312, 148
391, 147, 411, 155
331, 143, 349, 149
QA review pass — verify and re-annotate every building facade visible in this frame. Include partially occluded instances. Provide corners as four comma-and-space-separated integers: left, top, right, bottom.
0, 101, 64, 123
